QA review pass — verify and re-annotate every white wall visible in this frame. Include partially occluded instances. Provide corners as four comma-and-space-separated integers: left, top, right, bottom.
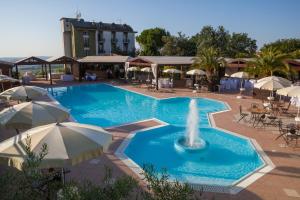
116, 32, 124, 51
103, 31, 112, 54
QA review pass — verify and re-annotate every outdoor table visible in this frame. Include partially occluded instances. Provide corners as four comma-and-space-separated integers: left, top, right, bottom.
247, 107, 267, 126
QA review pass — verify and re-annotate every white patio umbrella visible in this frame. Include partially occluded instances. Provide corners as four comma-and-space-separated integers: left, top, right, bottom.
230, 72, 249, 79
186, 69, 206, 76
0, 86, 47, 101
163, 68, 182, 80
0, 122, 112, 170
0, 75, 19, 92
163, 68, 182, 74
127, 67, 140, 80
254, 79, 286, 100
141, 67, 152, 81
0, 101, 69, 131
277, 86, 300, 97
257, 76, 291, 87
231, 72, 249, 88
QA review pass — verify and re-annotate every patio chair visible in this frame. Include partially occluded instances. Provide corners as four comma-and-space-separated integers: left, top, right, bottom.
279, 101, 291, 114
276, 122, 299, 147
237, 105, 249, 122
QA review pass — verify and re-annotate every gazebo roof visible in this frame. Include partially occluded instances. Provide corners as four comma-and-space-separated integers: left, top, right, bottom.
15, 56, 48, 65
78, 56, 130, 63
129, 56, 195, 65
47, 56, 77, 64
0, 60, 14, 67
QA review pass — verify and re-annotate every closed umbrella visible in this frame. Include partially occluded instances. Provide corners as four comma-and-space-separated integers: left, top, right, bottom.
0, 101, 69, 131
0, 122, 112, 170
0, 86, 47, 101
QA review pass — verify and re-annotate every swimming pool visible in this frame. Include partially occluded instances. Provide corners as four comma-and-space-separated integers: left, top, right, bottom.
49, 83, 266, 189
49, 83, 226, 128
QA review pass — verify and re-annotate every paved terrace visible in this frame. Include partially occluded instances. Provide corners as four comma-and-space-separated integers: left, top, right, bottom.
0, 79, 300, 200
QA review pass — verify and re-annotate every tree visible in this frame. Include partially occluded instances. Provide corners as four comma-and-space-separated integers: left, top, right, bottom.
262, 38, 300, 54
228, 33, 257, 58
246, 47, 291, 77
136, 28, 170, 56
161, 32, 197, 56
193, 47, 224, 91
192, 26, 230, 57
192, 25, 257, 58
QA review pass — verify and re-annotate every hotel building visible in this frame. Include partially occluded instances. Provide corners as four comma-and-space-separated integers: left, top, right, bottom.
60, 17, 136, 58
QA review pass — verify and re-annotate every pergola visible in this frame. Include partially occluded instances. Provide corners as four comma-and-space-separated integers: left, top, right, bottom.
14, 56, 77, 85
77, 56, 130, 81
128, 56, 195, 90
46, 56, 78, 84
14, 56, 49, 81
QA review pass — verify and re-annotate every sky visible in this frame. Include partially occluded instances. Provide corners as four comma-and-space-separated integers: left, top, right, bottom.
0, 0, 299, 57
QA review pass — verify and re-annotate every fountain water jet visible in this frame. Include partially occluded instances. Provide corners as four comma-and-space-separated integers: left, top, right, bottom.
186, 99, 199, 146
175, 99, 207, 152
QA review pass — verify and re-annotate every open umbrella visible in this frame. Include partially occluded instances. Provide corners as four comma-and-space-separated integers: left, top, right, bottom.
230, 72, 249, 79
163, 68, 182, 80
257, 76, 291, 87
0, 101, 69, 131
254, 80, 286, 100
277, 86, 300, 97
127, 67, 140, 80
186, 69, 205, 76
141, 67, 152, 81
0, 122, 112, 170
0, 75, 19, 92
0, 86, 47, 101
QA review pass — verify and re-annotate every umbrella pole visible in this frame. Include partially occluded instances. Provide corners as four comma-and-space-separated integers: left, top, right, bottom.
61, 168, 65, 185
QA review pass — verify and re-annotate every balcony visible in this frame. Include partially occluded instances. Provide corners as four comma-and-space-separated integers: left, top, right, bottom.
123, 38, 130, 43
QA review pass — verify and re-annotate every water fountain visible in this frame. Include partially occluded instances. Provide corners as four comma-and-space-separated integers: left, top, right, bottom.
175, 99, 207, 152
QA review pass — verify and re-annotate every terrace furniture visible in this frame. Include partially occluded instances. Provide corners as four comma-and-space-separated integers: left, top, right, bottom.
279, 101, 291, 114
237, 105, 249, 122
276, 122, 300, 147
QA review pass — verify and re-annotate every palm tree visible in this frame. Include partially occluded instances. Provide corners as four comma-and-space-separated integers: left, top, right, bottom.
193, 47, 224, 91
247, 47, 291, 78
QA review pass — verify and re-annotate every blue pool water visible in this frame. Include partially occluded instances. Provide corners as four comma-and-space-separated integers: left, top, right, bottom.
49, 83, 264, 186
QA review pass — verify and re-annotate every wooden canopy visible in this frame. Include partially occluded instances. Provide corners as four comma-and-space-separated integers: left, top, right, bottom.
15, 56, 48, 65
47, 56, 77, 64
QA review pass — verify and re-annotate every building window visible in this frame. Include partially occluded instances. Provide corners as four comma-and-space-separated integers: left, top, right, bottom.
111, 31, 117, 43
98, 31, 104, 42
98, 43, 104, 53
84, 49, 89, 56
123, 32, 129, 43
124, 43, 128, 52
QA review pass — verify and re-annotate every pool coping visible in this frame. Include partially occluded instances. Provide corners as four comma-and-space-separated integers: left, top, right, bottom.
47, 83, 275, 194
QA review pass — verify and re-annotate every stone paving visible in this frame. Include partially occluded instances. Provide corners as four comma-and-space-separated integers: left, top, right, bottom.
0, 79, 299, 200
